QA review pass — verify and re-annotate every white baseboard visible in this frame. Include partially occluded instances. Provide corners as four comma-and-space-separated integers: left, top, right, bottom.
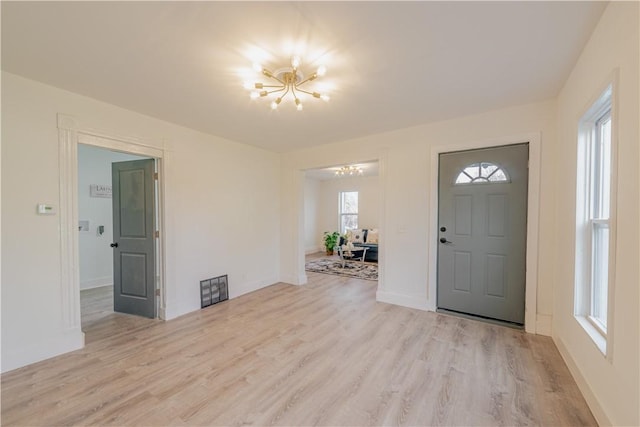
279, 272, 307, 285
376, 290, 431, 311
80, 276, 112, 290
535, 314, 552, 336
230, 277, 280, 299
553, 336, 612, 427
305, 246, 322, 255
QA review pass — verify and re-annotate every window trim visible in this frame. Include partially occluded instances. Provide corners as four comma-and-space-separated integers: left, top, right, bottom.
454, 162, 510, 185
338, 191, 359, 234
574, 78, 618, 360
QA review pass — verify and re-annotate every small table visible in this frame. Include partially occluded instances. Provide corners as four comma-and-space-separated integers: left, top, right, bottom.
336, 246, 368, 268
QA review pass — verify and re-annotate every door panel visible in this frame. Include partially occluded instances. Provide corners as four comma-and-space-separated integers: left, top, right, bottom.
454, 195, 472, 235
437, 144, 528, 324
486, 254, 506, 297
119, 169, 147, 237
120, 252, 148, 297
453, 251, 472, 292
487, 194, 507, 237
112, 159, 156, 318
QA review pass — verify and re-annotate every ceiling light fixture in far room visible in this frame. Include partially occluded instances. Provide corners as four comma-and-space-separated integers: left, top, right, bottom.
335, 165, 363, 177
245, 55, 330, 111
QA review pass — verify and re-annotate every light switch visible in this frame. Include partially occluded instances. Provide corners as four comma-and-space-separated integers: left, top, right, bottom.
37, 204, 56, 215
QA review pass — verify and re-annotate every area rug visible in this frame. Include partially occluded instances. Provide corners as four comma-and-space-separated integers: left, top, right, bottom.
305, 257, 378, 281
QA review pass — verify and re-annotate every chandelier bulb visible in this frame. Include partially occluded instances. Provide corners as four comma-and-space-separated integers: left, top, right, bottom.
317, 65, 327, 76
250, 91, 259, 99
321, 94, 330, 102
335, 165, 362, 177
252, 62, 262, 72
243, 81, 253, 90
270, 101, 278, 110
291, 56, 301, 68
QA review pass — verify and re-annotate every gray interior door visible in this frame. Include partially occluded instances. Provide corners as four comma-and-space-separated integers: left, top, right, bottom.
437, 144, 528, 324
111, 159, 156, 318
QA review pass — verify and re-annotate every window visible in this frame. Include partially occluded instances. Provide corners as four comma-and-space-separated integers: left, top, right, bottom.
454, 162, 509, 184
575, 84, 615, 354
339, 191, 358, 234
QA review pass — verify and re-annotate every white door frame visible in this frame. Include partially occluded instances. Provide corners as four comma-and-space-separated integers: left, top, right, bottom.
57, 114, 167, 344
428, 133, 541, 334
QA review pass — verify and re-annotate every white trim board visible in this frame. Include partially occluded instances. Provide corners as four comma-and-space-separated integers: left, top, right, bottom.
554, 336, 611, 426
427, 132, 542, 334
377, 290, 430, 312
57, 113, 168, 343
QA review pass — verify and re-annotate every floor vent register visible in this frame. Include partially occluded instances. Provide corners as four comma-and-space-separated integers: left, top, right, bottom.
200, 274, 229, 308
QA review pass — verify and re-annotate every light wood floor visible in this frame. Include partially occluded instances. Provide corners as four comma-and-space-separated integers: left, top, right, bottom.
79, 286, 159, 345
2, 272, 595, 426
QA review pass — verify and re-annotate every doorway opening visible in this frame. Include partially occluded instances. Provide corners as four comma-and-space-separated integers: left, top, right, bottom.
302, 161, 381, 284
77, 143, 159, 343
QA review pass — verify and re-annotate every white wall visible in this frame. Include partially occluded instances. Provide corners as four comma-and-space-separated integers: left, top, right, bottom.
303, 177, 321, 254
77, 145, 146, 290
281, 100, 557, 319
317, 175, 380, 235
1, 72, 281, 372
553, 3, 639, 426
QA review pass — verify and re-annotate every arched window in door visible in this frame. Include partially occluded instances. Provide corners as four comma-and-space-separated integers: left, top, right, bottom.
454, 162, 510, 184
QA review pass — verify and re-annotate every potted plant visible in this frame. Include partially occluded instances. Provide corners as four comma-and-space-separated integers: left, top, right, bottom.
323, 231, 341, 255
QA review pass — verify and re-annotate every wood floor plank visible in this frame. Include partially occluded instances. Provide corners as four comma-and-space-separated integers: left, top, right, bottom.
1, 269, 596, 426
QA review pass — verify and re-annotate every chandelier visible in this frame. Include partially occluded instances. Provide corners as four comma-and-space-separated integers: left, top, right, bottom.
335, 165, 363, 177
246, 56, 330, 111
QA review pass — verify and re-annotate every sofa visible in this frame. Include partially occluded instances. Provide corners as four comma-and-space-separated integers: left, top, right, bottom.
341, 228, 379, 262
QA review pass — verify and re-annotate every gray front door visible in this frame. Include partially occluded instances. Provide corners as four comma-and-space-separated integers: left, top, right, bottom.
111, 159, 156, 318
437, 144, 528, 324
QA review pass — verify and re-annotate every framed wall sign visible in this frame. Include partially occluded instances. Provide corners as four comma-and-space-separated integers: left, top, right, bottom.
90, 184, 112, 198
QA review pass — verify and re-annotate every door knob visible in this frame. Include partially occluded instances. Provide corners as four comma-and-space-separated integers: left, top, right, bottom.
110, 242, 118, 248
439, 237, 452, 244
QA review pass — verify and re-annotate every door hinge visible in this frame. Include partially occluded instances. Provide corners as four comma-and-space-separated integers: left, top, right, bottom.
154, 172, 158, 180
155, 230, 160, 238
155, 289, 160, 296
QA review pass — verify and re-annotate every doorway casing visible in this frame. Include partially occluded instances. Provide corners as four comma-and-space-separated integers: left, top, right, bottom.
428, 132, 542, 334
58, 114, 167, 347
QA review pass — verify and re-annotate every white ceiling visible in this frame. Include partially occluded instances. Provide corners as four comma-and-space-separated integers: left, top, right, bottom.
2, 1, 606, 153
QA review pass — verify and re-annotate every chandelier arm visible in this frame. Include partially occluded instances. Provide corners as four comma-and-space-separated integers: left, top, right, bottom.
296, 73, 318, 87
265, 87, 287, 95
257, 84, 285, 88
265, 72, 286, 86
296, 88, 315, 96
